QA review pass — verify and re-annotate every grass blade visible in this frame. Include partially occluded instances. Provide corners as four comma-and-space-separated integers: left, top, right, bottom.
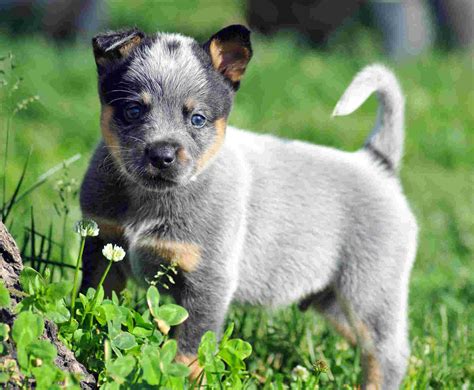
30, 207, 36, 270
24, 226, 62, 248
13, 153, 81, 205
22, 256, 77, 270
20, 229, 29, 256
45, 222, 54, 276
38, 234, 46, 273
2, 116, 12, 214
1, 150, 31, 222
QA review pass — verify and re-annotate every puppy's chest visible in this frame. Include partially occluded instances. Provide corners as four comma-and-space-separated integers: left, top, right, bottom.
126, 214, 202, 273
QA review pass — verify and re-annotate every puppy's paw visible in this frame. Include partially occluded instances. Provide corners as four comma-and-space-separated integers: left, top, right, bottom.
176, 353, 204, 384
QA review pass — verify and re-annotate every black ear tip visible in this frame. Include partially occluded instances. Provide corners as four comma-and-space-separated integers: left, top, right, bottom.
92, 28, 145, 49
91, 36, 99, 48
227, 24, 251, 34
92, 36, 104, 56
91, 32, 109, 51
215, 24, 251, 42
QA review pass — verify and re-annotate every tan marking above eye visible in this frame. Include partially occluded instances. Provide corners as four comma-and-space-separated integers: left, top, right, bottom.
141, 91, 152, 105
184, 98, 196, 113
139, 238, 201, 273
196, 117, 227, 173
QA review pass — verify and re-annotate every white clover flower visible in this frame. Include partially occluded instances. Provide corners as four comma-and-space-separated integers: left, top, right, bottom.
102, 244, 126, 262
292, 365, 310, 382
74, 219, 99, 237
335, 339, 349, 351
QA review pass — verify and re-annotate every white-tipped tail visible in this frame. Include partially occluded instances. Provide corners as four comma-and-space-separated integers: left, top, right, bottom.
333, 64, 405, 171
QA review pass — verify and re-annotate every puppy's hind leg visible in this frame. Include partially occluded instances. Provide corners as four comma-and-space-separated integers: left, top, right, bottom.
305, 248, 413, 389
302, 287, 357, 346
305, 288, 385, 389
310, 283, 408, 389
334, 258, 413, 390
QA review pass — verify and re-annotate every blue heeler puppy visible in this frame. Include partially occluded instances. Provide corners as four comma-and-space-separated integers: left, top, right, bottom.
80, 25, 418, 389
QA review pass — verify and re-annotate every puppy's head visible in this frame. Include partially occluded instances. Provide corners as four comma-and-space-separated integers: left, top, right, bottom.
92, 25, 252, 191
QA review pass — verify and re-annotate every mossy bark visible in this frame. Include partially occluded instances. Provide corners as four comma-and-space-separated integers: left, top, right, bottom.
0, 222, 95, 389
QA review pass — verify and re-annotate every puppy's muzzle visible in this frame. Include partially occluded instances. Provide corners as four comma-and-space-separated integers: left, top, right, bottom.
145, 142, 178, 170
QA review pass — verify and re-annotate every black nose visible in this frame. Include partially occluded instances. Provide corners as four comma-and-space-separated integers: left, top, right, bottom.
145, 143, 177, 169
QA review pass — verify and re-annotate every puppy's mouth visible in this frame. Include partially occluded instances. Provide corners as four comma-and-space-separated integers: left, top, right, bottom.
136, 170, 181, 190
122, 163, 191, 191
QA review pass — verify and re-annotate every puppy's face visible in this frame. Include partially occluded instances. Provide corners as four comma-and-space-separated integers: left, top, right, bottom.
93, 26, 252, 191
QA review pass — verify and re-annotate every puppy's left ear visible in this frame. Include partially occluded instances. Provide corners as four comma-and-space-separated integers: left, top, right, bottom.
204, 25, 252, 90
92, 28, 145, 74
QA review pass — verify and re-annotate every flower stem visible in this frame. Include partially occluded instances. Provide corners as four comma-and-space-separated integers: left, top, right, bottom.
96, 259, 113, 293
70, 236, 85, 320
88, 259, 113, 327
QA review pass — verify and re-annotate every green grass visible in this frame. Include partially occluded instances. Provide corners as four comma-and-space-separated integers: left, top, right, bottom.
0, 5, 473, 387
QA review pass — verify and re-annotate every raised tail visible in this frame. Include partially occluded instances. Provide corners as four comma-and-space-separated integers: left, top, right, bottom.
332, 64, 405, 172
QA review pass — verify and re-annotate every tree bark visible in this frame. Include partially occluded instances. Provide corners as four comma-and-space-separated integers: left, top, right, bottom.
0, 222, 95, 389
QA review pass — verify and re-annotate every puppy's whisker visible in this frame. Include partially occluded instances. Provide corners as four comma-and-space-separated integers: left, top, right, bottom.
105, 89, 141, 96
124, 135, 146, 145
108, 97, 142, 105
106, 145, 134, 151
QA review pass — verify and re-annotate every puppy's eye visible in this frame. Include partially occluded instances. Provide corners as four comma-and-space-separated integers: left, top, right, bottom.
124, 103, 143, 122
191, 114, 206, 128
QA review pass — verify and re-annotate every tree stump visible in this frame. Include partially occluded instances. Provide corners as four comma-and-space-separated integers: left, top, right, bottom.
0, 222, 95, 389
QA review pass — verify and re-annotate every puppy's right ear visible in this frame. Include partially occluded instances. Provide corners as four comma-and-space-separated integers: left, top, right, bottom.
203, 25, 252, 90
92, 29, 145, 73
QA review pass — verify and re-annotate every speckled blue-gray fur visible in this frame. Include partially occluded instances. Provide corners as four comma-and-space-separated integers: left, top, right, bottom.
80, 25, 417, 389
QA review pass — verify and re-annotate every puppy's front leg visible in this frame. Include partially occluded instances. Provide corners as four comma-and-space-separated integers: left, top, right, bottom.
175, 268, 234, 378
130, 240, 235, 378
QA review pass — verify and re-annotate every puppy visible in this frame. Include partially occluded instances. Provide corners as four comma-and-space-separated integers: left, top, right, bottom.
80, 25, 418, 389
